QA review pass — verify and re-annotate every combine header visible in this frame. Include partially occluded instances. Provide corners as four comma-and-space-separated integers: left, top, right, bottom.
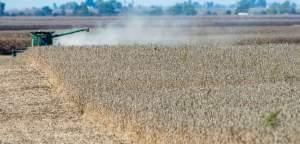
31, 28, 89, 46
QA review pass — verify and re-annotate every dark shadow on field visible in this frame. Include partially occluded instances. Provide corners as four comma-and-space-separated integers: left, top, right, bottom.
0, 48, 27, 55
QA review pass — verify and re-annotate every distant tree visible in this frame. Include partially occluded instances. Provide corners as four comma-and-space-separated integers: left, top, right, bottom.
281, 1, 297, 14
32, 8, 45, 16
95, 0, 122, 15
255, 0, 267, 8
290, 2, 297, 14
167, 1, 197, 15
183, 2, 198, 15
268, 2, 281, 14
205, 10, 217, 15
53, 3, 58, 9
192, 2, 201, 9
267, 1, 297, 14
61, 7, 66, 16
205, 2, 214, 9
167, 4, 183, 15
41, 6, 53, 16
75, 2, 91, 16
226, 10, 232, 15
0, 1, 5, 16
235, 0, 270, 13
85, 0, 95, 7
206, 10, 212, 15
236, 0, 255, 13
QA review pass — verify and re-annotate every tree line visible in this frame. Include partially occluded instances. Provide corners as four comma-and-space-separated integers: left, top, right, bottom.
0, 0, 298, 16
236, 0, 297, 14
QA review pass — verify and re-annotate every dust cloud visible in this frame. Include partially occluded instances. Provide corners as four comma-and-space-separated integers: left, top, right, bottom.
56, 17, 192, 45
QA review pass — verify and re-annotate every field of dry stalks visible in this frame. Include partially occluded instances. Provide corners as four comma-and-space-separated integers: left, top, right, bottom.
23, 42, 299, 143
1, 16, 300, 144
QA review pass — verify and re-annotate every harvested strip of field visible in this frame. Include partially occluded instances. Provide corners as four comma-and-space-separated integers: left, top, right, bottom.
0, 56, 134, 144
23, 44, 300, 144
2, 16, 300, 30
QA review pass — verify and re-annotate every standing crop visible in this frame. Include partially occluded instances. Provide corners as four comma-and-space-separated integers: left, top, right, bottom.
23, 43, 299, 144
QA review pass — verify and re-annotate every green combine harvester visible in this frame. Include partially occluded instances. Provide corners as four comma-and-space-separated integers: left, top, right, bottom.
31, 28, 90, 47
10, 28, 89, 57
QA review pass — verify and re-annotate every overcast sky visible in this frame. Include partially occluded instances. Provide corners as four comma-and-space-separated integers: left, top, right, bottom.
1, 0, 296, 10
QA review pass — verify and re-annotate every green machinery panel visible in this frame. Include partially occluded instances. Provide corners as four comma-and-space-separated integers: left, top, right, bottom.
31, 32, 54, 47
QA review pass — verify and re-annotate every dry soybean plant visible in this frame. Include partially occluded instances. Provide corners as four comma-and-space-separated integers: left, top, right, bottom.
0, 31, 30, 54
23, 43, 299, 144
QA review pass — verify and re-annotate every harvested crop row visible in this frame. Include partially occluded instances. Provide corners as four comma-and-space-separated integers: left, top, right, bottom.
22, 43, 299, 144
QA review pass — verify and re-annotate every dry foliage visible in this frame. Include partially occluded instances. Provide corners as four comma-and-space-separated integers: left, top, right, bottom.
1, 16, 298, 143
23, 43, 299, 144
0, 31, 30, 54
